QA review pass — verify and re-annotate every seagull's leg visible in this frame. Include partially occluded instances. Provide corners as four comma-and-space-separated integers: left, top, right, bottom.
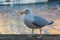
40, 28, 41, 34
27, 28, 34, 38
36, 28, 42, 38
39, 28, 42, 38
32, 28, 34, 37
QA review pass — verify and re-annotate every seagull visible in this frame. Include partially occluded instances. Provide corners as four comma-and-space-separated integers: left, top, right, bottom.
20, 8, 54, 38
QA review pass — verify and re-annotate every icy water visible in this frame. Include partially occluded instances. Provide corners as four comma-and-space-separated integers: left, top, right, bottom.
0, 2, 60, 34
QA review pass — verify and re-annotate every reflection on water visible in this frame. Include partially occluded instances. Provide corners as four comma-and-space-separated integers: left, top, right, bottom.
0, 2, 60, 34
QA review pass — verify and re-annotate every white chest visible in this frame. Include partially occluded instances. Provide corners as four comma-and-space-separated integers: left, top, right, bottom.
24, 15, 34, 24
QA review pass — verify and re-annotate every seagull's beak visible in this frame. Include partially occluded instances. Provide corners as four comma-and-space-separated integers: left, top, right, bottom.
20, 11, 25, 14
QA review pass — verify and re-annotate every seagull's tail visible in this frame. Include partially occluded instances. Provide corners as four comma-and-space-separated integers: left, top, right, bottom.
48, 21, 54, 25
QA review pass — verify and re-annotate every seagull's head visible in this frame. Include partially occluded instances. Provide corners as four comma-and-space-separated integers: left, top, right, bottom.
20, 8, 32, 15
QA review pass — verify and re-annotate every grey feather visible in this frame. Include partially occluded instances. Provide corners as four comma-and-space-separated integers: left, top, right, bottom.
32, 15, 50, 28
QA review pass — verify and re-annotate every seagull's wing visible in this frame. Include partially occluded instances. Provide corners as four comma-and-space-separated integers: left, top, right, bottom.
32, 15, 50, 28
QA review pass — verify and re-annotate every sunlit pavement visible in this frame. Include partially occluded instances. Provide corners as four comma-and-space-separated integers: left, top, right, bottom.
0, 3, 60, 34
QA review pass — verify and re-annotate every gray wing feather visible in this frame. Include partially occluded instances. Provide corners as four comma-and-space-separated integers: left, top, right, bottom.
32, 15, 49, 27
